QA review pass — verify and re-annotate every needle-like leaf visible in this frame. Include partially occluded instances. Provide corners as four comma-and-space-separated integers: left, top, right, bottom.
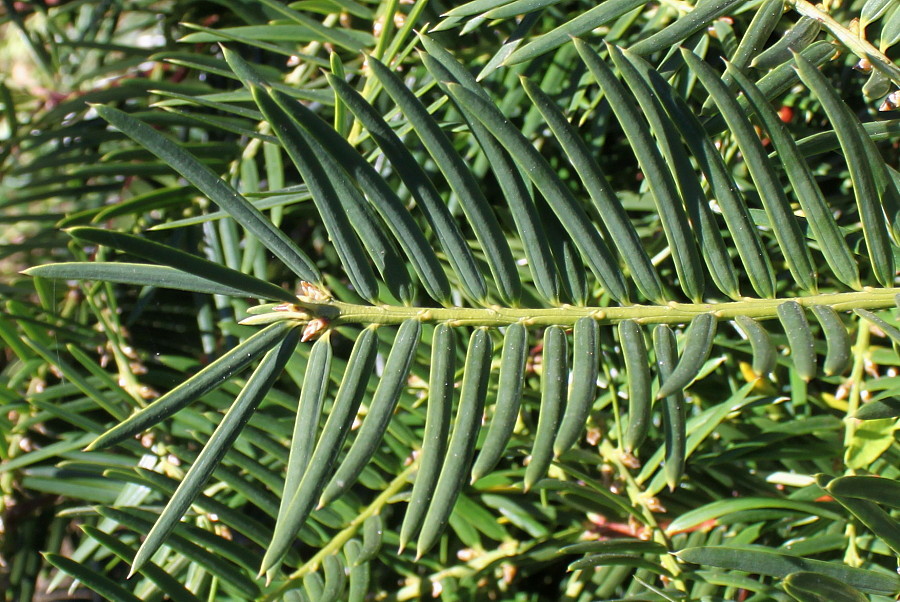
93, 105, 321, 284
66, 227, 299, 303
369, 57, 521, 305
25, 262, 253, 298
130, 326, 300, 576
446, 82, 630, 303
87, 320, 295, 450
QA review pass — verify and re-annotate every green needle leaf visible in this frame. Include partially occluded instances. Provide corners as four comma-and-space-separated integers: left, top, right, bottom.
784, 572, 868, 602
446, 82, 629, 303
628, 0, 745, 56
778, 301, 817, 381
416, 328, 491, 557
683, 48, 817, 293
504, 0, 646, 65
854, 396, 900, 420
699, 0, 784, 115
267, 73, 451, 305
251, 84, 380, 303
277, 333, 332, 527
100, 506, 261, 597
80, 526, 202, 602
621, 319, 652, 453
270, 87, 415, 304
554, 317, 600, 455
827, 475, 900, 509
369, 57, 521, 305
610, 45, 738, 300
726, 64, 860, 290
677, 546, 900, 596
44, 554, 141, 602
560, 539, 667, 556
87, 320, 295, 450
656, 313, 717, 399
635, 57, 776, 299
668, 497, 842, 533
794, 54, 897, 286
855, 308, 900, 347
129, 326, 300, 576
654, 324, 685, 490
400, 324, 456, 550
93, 105, 321, 284
470, 322, 528, 482
66, 227, 299, 303
319, 320, 421, 507
524, 325, 567, 491
578, 40, 705, 302
24, 262, 255, 298
421, 38, 559, 305
519, 74, 663, 304
261, 327, 377, 575
828, 492, 900, 556
328, 74, 487, 302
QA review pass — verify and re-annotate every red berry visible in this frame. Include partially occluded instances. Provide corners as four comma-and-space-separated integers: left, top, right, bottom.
778, 106, 794, 123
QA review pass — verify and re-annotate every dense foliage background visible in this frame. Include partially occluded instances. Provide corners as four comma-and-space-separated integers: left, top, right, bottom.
2, 0, 900, 600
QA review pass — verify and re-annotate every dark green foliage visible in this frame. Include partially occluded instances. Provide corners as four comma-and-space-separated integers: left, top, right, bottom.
2, 1, 900, 600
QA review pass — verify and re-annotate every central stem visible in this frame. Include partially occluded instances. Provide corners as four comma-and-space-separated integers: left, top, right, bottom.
315, 288, 900, 328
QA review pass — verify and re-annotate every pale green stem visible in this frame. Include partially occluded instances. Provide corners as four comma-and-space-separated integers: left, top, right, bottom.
345, 0, 400, 144
608, 385, 625, 453
843, 320, 870, 456
598, 442, 661, 531
264, 462, 416, 600
394, 533, 568, 602
841, 321, 870, 567
658, 0, 697, 14
564, 570, 587, 599
393, 537, 546, 601
82, 279, 144, 405
598, 440, 685, 587
787, 0, 900, 85
372, 0, 401, 62
276, 288, 900, 328
843, 522, 861, 568
395, 526, 587, 601
285, 13, 339, 87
